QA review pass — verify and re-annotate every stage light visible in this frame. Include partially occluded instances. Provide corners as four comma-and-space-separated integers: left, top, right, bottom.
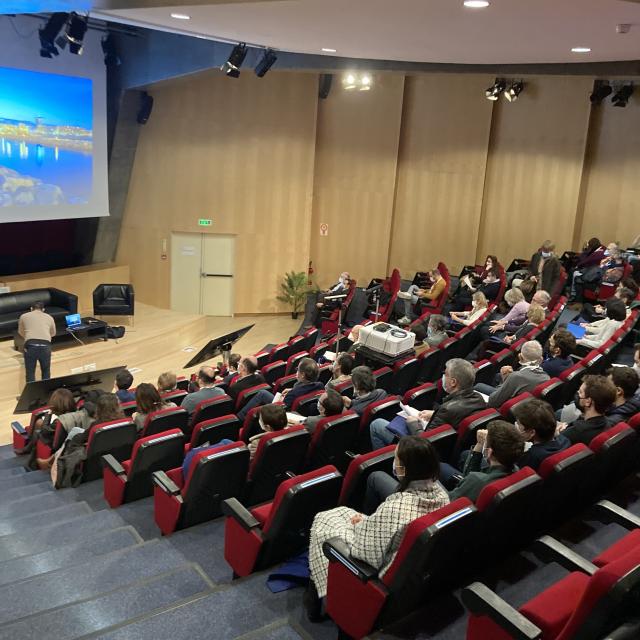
222, 42, 248, 78
62, 12, 88, 55
170, 13, 191, 20
359, 74, 372, 91
485, 78, 506, 101
571, 46, 591, 53
343, 73, 357, 90
254, 49, 277, 77
612, 84, 634, 107
322, 48, 337, 53
590, 82, 613, 104
38, 12, 68, 58
101, 34, 121, 67
504, 81, 524, 102
464, 0, 490, 7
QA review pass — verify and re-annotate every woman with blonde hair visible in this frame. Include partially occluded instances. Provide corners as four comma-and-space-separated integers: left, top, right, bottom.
450, 291, 488, 327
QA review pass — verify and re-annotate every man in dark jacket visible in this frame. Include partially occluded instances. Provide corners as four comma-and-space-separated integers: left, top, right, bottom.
542, 328, 576, 378
343, 365, 387, 416
605, 366, 640, 426
228, 356, 266, 401
369, 358, 485, 450
525, 241, 562, 295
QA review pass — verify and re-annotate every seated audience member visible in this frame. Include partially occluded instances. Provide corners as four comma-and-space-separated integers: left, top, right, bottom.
27, 388, 77, 441
581, 286, 635, 323
574, 242, 625, 304
248, 404, 288, 459
369, 358, 486, 450
305, 389, 344, 433
634, 343, 640, 380
475, 340, 550, 409
449, 292, 489, 327
558, 375, 617, 445
305, 437, 448, 619
542, 328, 576, 378
412, 314, 447, 346
569, 237, 606, 301
451, 256, 500, 311
447, 421, 524, 502
157, 371, 178, 393
397, 268, 446, 325
303, 271, 351, 330
228, 356, 265, 401
343, 365, 387, 415
514, 241, 562, 296
576, 298, 626, 351
282, 358, 324, 409
92, 393, 125, 426
182, 437, 235, 478
531, 289, 552, 312
483, 287, 529, 338
605, 367, 640, 426
513, 399, 570, 470
181, 366, 225, 417
220, 353, 242, 386
132, 383, 177, 432
326, 353, 354, 390
114, 370, 135, 403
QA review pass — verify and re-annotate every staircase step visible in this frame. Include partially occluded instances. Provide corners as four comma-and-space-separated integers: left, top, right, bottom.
0, 510, 126, 563
0, 470, 51, 489
0, 455, 30, 471
0, 466, 32, 479
0, 445, 17, 460
0, 502, 92, 537
0, 490, 77, 519
0, 482, 52, 505
0, 526, 142, 588
0, 538, 193, 625
0, 564, 213, 640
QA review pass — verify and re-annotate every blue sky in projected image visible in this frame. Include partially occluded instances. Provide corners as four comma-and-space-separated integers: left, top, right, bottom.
0, 66, 92, 129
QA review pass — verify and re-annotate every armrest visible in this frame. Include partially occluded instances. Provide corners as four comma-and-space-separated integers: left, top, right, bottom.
221, 497, 261, 532
284, 471, 296, 479
461, 582, 542, 640
587, 500, 640, 530
344, 450, 357, 460
11, 421, 27, 436
531, 536, 597, 576
152, 470, 181, 497
322, 537, 379, 582
102, 454, 126, 476
49, 287, 78, 314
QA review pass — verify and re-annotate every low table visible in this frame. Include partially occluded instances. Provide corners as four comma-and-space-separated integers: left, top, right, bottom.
13, 317, 108, 352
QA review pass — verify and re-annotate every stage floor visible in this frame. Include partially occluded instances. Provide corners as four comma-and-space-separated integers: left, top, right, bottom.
0, 304, 299, 445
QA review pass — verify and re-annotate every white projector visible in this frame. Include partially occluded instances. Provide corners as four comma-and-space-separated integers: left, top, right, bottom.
359, 322, 416, 357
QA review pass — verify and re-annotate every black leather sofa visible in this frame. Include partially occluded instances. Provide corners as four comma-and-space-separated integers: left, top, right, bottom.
0, 288, 78, 338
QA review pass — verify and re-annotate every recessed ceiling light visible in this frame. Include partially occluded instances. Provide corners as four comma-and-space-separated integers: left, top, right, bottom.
571, 46, 591, 53
170, 13, 191, 20
464, 1, 490, 8
322, 48, 337, 53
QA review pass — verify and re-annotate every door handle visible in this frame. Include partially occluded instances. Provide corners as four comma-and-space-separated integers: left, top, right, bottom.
201, 273, 233, 277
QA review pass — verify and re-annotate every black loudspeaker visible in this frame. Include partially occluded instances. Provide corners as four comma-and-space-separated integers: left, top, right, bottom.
318, 74, 333, 100
137, 92, 154, 124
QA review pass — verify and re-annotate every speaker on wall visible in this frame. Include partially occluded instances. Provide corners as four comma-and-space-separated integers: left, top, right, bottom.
137, 91, 154, 124
318, 74, 333, 100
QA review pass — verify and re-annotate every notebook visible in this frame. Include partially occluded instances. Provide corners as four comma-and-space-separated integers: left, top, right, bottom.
65, 313, 82, 329
566, 323, 587, 340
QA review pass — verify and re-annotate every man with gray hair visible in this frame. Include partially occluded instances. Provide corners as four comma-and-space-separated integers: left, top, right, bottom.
474, 340, 549, 409
369, 358, 486, 450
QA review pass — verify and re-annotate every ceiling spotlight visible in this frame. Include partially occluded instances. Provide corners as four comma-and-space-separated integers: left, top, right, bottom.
321, 48, 337, 53
612, 84, 634, 107
222, 42, 247, 78
360, 75, 372, 91
571, 46, 591, 53
485, 78, 506, 101
62, 12, 88, 55
255, 48, 277, 77
170, 13, 191, 20
590, 82, 613, 104
464, 0, 490, 7
504, 81, 524, 102
38, 12, 68, 58
343, 73, 357, 90
101, 34, 121, 67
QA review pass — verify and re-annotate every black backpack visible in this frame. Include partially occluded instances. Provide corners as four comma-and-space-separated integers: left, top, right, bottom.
106, 325, 125, 339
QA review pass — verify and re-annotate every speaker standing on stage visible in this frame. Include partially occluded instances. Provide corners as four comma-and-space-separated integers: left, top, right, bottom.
18, 301, 56, 383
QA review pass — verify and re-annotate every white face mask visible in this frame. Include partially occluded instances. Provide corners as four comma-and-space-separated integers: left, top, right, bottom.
441, 374, 448, 394
541, 251, 551, 259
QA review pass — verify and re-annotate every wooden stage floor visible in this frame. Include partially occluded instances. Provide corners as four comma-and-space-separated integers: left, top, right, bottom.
0, 303, 299, 445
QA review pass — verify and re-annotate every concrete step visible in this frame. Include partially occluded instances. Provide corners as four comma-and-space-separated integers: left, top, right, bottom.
0, 502, 92, 537
0, 481, 52, 505
0, 489, 77, 519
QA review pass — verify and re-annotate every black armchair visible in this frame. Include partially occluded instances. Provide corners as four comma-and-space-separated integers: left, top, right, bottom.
93, 284, 135, 320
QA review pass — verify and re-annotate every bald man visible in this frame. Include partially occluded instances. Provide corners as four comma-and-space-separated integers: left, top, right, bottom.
181, 365, 225, 417
228, 356, 266, 401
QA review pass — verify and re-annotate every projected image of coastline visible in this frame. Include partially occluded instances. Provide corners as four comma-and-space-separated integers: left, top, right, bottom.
0, 67, 92, 207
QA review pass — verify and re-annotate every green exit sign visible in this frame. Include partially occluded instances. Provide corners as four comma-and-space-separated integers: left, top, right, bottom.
198, 219, 212, 227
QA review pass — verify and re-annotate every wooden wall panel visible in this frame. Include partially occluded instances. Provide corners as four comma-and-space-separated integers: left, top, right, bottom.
117, 71, 318, 313
309, 74, 405, 288
578, 97, 640, 248
389, 75, 494, 277
476, 76, 593, 267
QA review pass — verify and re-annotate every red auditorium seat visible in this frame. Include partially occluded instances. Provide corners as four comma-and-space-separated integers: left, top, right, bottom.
285, 350, 309, 375
332, 378, 355, 399
305, 411, 360, 472
187, 415, 241, 451
373, 367, 393, 393
298, 327, 319, 353
139, 406, 188, 438
272, 373, 298, 393
83, 418, 138, 482
11, 405, 50, 452
102, 428, 184, 507
391, 356, 420, 395
35, 417, 67, 460
260, 360, 286, 386
589, 422, 637, 486
268, 343, 289, 364
419, 424, 457, 464
160, 389, 188, 406
358, 396, 403, 451
153, 441, 250, 535
120, 400, 137, 417
402, 382, 437, 411
532, 378, 565, 411
416, 348, 443, 384
369, 269, 401, 323
290, 389, 323, 417
223, 465, 342, 576
235, 383, 271, 411
454, 409, 501, 460
321, 278, 357, 335
498, 391, 534, 420
188, 395, 234, 432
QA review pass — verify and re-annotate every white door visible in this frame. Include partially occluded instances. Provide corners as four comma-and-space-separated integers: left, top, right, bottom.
201, 235, 235, 316
170, 232, 202, 314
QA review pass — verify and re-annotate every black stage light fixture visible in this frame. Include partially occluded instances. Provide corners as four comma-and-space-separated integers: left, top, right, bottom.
318, 73, 333, 99
222, 42, 247, 78
101, 34, 121, 66
485, 78, 506, 101
63, 12, 89, 55
255, 48, 277, 77
612, 84, 634, 107
504, 80, 524, 102
39, 12, 68, 58
590, 81, 613, 104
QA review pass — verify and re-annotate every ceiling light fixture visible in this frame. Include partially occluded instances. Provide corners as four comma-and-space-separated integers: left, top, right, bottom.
222, 42, 248, 78
612, 84, 634, 107
360, 74, 372, 91
38, 12, 68, 58
255, 48, 278, 77
590, 81, 613, 104
504, 81, 524, 102
170, 13, 191, 20
485, 78, 506, 101
62, 12, 88, 55
464, 0, 490, 8
343, 73, 357, 90
571, 46, 591, 53
321, 48, 337, 53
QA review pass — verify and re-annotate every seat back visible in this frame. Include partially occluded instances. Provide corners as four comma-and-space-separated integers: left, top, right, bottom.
392, 357, 420, 395
498, 392, 533, 420
299, 327, 319, 353
317, 363, 333, 385
190, 395, 234, 429
559, 363, 587, 405
120, 401, 137, 417
455, 409, 501, 459
235, 383, 271, 411
416, 349, 443, 383
261, 360, 286, 386
189, 415, 241, 449
333, 379, 354, 399
306, 411, 360, 472
161, 390, 188, 406
286, 351, 309, 375
245, 425, 311, 505
359, 397, 403, 449
268, 343, 289, 364
141, 407, 189, 438
589, 423, 637, 487
125, 429, 185, 502
402, 383, 437, 411
532, 378, 565, 411
420, 424, 457, 465
291, 390, 323, 417
273, 374, 298, 393
373, 367, 394, 393
84, 418, 137, 482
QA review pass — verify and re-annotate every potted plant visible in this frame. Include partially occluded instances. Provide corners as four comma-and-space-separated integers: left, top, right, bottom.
277, 271, 310, 319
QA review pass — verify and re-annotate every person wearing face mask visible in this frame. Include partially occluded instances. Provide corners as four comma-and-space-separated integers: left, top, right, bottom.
450, 257, 501, 312
474, 341, 550, 409
247, 404, 289, 460
397, 268, 446, 325
569, 237, 607, 303
412, 313, 447, 346
304, 389, 344, 434
513, 241, 561, 296
604, 367, 640, 426
556, 375, 617, 446
342, 366, 387, 415
301, 271, 351, 331
305, 437, 449, 621
450, 292, 489, 328
369, 359, 486, 450
575, 298, 627, 354
325, 353, 354, 390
